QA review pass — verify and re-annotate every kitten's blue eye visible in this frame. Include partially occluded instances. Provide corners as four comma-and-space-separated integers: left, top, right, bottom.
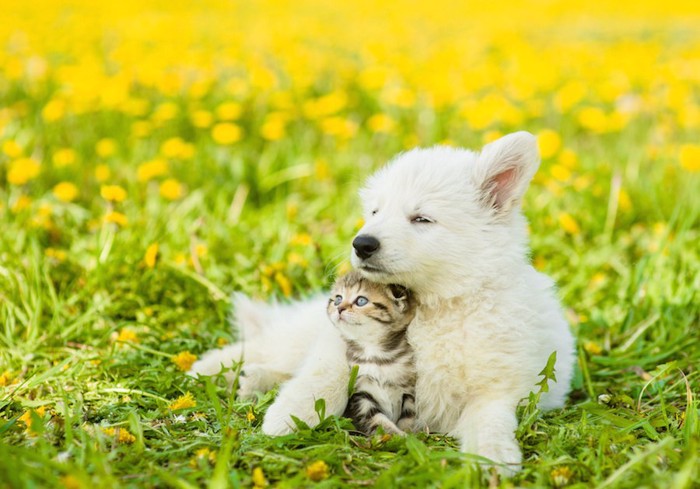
355, 296, 369, 306
334, 295, 342, 306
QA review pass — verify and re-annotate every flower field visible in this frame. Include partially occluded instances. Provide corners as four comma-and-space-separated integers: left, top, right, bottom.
1, 0, 699, 487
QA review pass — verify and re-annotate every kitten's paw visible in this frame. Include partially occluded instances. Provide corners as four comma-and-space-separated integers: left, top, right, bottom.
237, 366, 266, 399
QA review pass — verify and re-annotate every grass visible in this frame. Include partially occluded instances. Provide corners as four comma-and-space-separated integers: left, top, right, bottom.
1, 0, 700, 487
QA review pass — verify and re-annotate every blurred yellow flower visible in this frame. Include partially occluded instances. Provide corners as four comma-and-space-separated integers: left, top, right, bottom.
0, 371, 13, 387
320, 117, 357, 139
19, 406, 47, 434
275, 272, 292, 297
95, 164, 111, 182
172, 351, 197, 371
96, 138, 118, 158
558, 212, 581, 235
101, 185, 127, 202
252, 467, 268, 488
101, 427, 136, 444
550, 466, 573, 486
152, 102, 179, 123
131, 121, 152, 138
190, 448, 217, 467
11, 195, 32, 213
191, 110, 214, 128
52, 148, 77, 167
53, 182, 79, 202
558, 148, 578, 169
260, 112, 288, 141
45, 248, 67, 262
577, 107, 608, 133
42, 99, 66, 122
137, 159, 168, 182
161, 137, 191, 158
679, 144, 700, 172
246, 410, 256, 422
104, 211, 128, 226
306, 460, 330, 481
169, 392, 196, 410
144, 243, 159, 268
212, 122, 243, 144
7, 158, 41, 185
216, 102, 243, 120
116, 328, 138, 343
2, 140, 23, 158
160, 178, 184, 200
550, 164, 572, 183
367, 114, 396, 134
538, 129, 562, 159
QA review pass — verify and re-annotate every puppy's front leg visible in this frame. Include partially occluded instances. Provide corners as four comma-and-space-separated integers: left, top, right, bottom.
451, 397, 522, 476
262, 326, 349, 435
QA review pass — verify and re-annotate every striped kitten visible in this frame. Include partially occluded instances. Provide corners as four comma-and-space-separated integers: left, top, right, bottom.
327, 271, 418, 435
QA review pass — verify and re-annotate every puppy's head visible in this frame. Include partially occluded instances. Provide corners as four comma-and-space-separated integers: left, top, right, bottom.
351, 131, 540, 300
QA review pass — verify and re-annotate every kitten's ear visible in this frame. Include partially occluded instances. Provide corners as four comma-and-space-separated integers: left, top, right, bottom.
472, 131, 540, 215
388, 284, 410, 301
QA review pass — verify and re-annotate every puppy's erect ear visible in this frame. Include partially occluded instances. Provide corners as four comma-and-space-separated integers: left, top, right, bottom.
473, 131, 540, 215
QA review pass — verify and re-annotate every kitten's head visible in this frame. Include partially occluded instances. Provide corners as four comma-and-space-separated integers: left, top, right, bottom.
327, 271, 417, 338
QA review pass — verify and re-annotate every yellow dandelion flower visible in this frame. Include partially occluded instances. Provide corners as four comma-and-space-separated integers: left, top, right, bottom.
558, 212, 581, 235
216, 337, 228, 347
252, 467, 268, 488
538, 129, 562, 159
216, 101, 243, 120
260, 113, 287, 141
2, 140, 23, 158
550, 466, 573, 487
52, 148, 77, 167
95, 138, 117, 158
159, 179, 184, 200
60, 475, 81, 489
274, 272, 293, 297
169, 392, 196, 410
191, 109, 214, 128
104, 211, 128, 227
115, 328, 138, 343
246, 410, 256, 422
367, 114, 396, 134
45, 248, 67, 262
42, 99, 66, 122
137, 158, 168, 182
194, 243, 208, 257
53, 182, 79, 202
11, 195, 31, 213
19, 406, 47, 433
144, 243, 159, 268
95, 164, 111, 182
679, 144, 700, 172
100, 185, 127, 202
319, 117, 357, 139
290, 233, 313, 246
558, 148, 578, 169
577, 107, 608, 133
583, 340, 603, 355
101, 427, 136, 444
288, 252, 308, 268
306, 460, 330, 481
160, 137, 187, 158
152, 102, 179, 123
212, 122, 243, 145
131, 121, 152, 138
7, 158, 41, 185
190, 447, 217, 467
172, 351, 197, 371
482, 130, 503, 143
0, 371, 13, 387
550, 164, 572, 183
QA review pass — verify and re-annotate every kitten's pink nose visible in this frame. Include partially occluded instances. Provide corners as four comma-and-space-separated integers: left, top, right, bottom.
338, 306, 347, 314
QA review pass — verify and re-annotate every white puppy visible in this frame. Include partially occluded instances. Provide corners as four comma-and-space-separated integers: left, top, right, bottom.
191, 131, 575, 474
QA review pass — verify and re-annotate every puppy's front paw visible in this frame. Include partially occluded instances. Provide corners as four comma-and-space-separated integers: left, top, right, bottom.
473, 439, 522, 476
261, 407, 296, 436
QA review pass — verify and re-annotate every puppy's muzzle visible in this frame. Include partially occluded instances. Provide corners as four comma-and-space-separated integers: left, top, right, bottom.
352, 235, 380, 260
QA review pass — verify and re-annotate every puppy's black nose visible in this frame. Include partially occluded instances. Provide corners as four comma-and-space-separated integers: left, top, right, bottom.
353, 235, 380, 260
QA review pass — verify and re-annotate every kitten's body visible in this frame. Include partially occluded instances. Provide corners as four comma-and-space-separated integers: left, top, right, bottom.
327, 272, 417, 435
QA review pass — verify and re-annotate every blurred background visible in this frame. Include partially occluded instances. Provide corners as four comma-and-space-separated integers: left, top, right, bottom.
1, 1, 699, 487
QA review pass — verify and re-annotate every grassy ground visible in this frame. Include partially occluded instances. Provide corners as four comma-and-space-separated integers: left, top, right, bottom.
1, 1, 699, 487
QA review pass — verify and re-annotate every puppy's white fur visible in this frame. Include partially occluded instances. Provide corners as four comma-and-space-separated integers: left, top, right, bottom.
190, 132, 575, 473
